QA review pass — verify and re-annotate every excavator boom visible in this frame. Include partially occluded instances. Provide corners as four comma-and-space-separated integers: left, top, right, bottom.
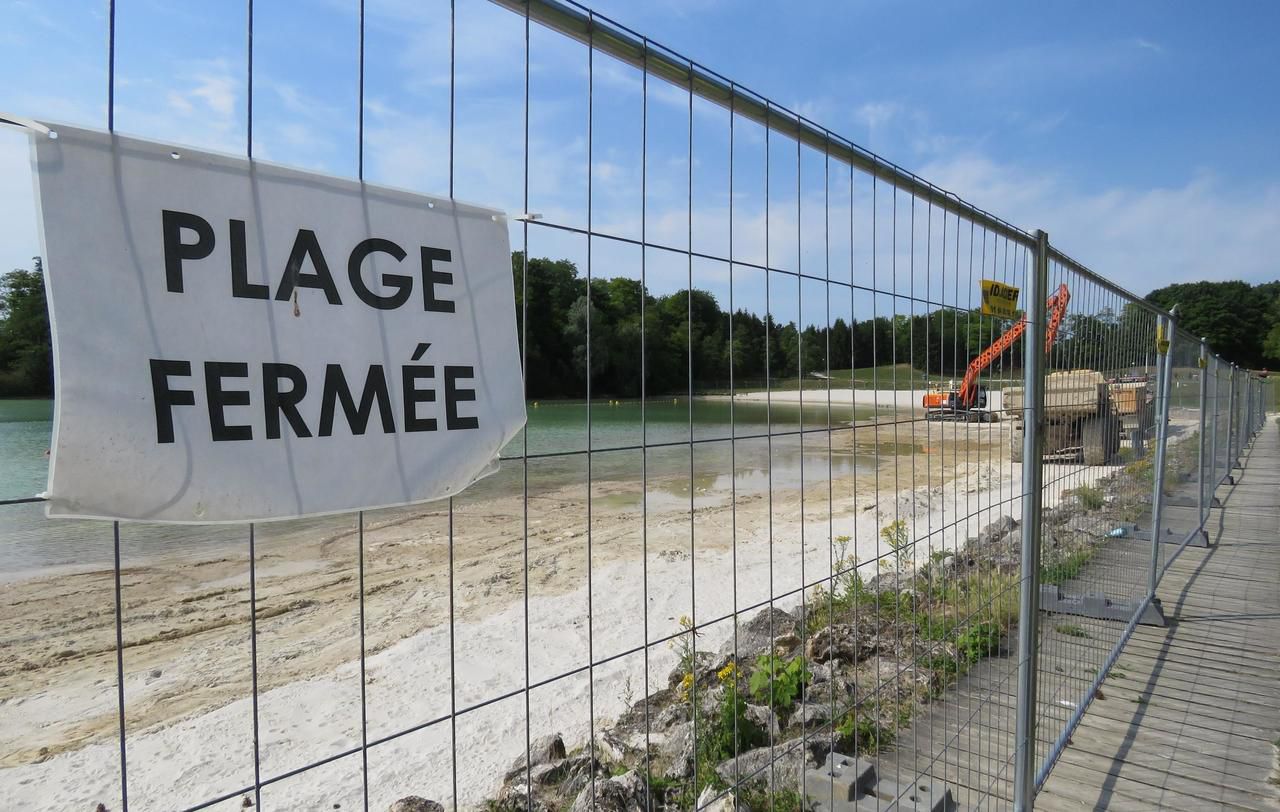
948, 283, 1071, 409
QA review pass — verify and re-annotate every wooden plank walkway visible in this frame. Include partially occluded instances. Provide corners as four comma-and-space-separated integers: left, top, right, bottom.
868, 420, 1280, 810
1037, 420, 1280, 811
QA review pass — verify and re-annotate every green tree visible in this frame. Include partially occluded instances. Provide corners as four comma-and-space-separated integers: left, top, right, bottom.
1261, 293, 1280, 367
1146, 280, 1274, 367
511, 251, 1280, 398
829, 318, 852, 370
512, 252, 587, 399
0, 258, 53, 396
1050, 311, 1122, 372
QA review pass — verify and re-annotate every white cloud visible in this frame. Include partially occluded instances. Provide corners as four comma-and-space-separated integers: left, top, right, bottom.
189, 72, 237, 119
112, 59, 245, 154
856, 101, 900, 131
853, 101, 902, 153
165, 90, 194, 115
1, 2, 1269, 326
792, 98, 834, 125
919, 153, 1280, 294
264, 80, 339, 119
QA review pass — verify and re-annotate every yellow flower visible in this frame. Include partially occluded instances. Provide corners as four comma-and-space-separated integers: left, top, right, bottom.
717, 661, 738, 683
677, 671, 694, 701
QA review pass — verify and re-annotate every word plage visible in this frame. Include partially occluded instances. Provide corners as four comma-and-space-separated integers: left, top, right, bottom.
29, 122, 525, 522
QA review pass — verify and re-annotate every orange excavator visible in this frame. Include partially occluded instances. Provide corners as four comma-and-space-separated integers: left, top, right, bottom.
922, 282, 1071, 422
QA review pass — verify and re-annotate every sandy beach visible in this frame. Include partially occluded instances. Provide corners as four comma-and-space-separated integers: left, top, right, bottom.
725, 385, 1006, 414
0, 403, 1135, 810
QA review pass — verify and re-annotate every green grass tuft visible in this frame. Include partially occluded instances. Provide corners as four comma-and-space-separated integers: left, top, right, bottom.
1055, 623, 1090, 638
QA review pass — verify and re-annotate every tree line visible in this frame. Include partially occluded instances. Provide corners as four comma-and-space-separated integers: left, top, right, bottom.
2, 255, 1277, 400
511, 253, 1159, 399
1146, 280, 1280, 369
515, 253, 995, 398
0, 259, 52, 397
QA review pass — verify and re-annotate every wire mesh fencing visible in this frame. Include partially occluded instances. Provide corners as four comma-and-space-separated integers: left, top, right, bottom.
0, 1, 1272, 811
1255, 376, 1271, 434
1017, 258, 1162, 786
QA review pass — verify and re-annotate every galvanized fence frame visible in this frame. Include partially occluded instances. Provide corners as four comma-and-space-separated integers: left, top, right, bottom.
0, 1, 1272, 810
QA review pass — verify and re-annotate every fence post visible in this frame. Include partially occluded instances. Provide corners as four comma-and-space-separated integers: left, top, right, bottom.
1208, 352, 1220, 491
1253, 379, 1258, 430
1013, 229, 1049, 812
1245, 371, 1254, 447
1227, 365, 1238, 471
1242, 375, 1249, 445
1257, 378, 1263, 430
1196, 340, 1209, 533
1258, 379, 1264, 429
1255, 379, 1261, 431
1248, 377, 1254, 435
1243, 372, 1250, 443
1254, 379, 1261, 431
1147, 309, 1176, 597
1237, 368, 1245, 455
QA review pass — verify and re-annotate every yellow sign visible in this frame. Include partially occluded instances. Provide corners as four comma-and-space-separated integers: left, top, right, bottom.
1197, 356, 1207, 369
1156, 323, 1170, 355
980, 279, 1021, 319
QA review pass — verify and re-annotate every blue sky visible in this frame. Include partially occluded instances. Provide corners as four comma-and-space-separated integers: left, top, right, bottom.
2, 0, 1278, 305
598, 0, 1280, 191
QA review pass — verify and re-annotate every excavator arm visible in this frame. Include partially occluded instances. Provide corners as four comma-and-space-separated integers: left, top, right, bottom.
956, 283, 1070, 408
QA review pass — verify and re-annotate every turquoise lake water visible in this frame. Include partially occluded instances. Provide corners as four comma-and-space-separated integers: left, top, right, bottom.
0, 397, 870, 498
0, 399, 53, 502
0, 397, 877, 575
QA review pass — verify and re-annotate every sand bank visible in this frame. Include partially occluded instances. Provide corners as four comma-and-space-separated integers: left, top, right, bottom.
1, 416, 1131, 809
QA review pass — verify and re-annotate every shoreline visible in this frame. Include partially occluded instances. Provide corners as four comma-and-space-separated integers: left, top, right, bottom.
709, 388, 924, 411
722, 386, 1009, 414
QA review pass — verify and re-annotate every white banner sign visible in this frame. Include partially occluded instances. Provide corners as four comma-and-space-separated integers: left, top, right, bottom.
28, 122, 525, 523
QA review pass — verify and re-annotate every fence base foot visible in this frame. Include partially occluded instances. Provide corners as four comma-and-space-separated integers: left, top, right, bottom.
1040, 584, 1166, 626
1137, 527, 1210, 548
805, 752, 961, 812
1130, 525, 1196, 546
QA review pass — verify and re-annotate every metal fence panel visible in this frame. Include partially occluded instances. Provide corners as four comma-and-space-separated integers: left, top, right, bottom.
1021, 257, 1163, 792
0, 1, 1269, 811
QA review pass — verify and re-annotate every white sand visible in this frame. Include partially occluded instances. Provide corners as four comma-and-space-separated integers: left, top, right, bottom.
728, 386, 1005, 413
12, 389, 1208, 804
5, 401, 1202, 810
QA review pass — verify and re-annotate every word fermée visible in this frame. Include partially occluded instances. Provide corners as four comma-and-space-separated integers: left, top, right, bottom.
149, 357, 479, 443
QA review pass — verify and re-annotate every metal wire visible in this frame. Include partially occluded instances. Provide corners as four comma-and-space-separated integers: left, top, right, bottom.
521, 4, 534, 810
2, 2, 1263, 811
